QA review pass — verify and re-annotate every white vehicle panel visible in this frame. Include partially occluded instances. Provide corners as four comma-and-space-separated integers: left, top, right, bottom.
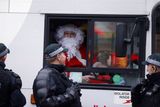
9, 0, 147, 15
22, 88, 131, 107
74, 0, 147, 15
10, 0, 75, 13
0, 13, 44, 88
81, 89, 131, 107
0, 0, 9, 12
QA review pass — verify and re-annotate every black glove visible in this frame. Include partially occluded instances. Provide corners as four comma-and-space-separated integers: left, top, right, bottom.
131, 84, 143, 94
132, 79, 148, 94
66, 84, 80, 99
73, 82, 82, 96
73, 82, 81, 91
131, 83, 144, 106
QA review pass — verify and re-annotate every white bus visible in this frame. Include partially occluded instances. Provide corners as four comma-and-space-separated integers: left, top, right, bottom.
0, 0, 160, 107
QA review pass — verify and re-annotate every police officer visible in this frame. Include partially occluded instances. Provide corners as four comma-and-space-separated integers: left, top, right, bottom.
33, 43, 82, 107
131, 53, 160, 107
0, 43, 26, 107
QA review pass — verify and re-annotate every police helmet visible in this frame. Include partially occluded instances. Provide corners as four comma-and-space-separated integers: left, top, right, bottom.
44, 43, 67, 59
0, 43, 10, 57
142, 53, 160, 67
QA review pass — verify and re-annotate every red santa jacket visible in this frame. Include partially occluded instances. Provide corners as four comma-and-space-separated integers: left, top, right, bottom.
65, 45, 86, 67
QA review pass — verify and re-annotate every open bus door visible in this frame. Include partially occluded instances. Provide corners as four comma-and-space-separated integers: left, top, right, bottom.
43, 14, 149, 107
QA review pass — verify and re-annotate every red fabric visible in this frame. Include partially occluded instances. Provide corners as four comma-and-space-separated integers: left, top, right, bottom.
89, 75, 112, 84
131, 53, 139, 61
65, 45, 86, 67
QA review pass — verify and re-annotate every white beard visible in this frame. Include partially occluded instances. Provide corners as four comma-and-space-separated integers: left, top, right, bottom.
59, 37, 86, 66
59, 37, 81, 60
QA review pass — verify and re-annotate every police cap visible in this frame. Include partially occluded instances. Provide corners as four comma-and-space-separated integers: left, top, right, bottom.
0, 43, 10, 57
44, 43, 67, 59
142, 53, 160, 67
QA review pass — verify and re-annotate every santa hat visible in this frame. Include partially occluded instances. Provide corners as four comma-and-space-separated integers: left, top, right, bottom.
55, 24, 84, 45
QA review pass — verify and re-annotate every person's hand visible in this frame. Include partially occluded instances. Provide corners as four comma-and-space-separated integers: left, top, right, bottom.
132, 84, 143, 94
73, 82, 82, 96
70, 82, 80, 93
77, 58, 86, 66
66, 84, 81, 99
131, 84, 143, 105
67, 50, 74, 60
82, 75, 95, 83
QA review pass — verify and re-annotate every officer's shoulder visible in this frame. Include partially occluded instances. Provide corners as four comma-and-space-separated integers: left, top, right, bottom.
40, 67, 52, 73
5, 69, 20, 79
4, 69, 22, 89
36, 68, 52, 80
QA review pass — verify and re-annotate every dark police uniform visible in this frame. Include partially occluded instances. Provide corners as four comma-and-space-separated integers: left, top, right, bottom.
131, 73, 160, 107
131, 53, 160, 107
33, 43, 82, 107
0, 43, 26, 107
0, 62, 26, 107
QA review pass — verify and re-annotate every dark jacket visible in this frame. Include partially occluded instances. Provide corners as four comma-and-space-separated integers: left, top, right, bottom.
33, 64, 82, 107
0, 61, 26, 107
131, 72, 160, 107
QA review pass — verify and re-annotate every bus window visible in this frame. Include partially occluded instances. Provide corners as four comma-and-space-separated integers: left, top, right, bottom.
44, 15, 147, 87
45, 18, 88, 68
93, 21, 139, 69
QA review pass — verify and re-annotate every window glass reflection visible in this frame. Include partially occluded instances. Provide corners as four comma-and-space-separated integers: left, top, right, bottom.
93, 21, 139, 69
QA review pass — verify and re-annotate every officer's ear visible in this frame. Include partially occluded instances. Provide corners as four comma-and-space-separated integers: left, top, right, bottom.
0, 55, 7, 62
152, 65, 157, 72
56, 54, 61, 61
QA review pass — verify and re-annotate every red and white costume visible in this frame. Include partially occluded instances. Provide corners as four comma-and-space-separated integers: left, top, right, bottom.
55, 25, 112, 83
55, 24, 86, 67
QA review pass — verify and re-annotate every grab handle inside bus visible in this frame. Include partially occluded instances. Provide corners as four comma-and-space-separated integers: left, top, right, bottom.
115, 23, 127, 57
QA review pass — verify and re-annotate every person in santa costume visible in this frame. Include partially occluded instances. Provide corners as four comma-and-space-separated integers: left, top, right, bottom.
55, 24, 94, 82
55, 24, 86, 67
